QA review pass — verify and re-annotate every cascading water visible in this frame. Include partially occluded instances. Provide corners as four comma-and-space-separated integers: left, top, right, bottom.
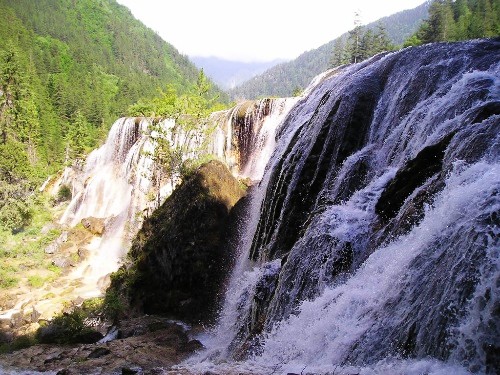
208, 98, 298, 181
57, 117, 164, 296
184, 39, 500, 374
52, 98, 296, 300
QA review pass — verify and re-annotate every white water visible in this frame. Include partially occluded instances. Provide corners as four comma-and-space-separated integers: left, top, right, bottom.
249, 161, 498, 374
208, 98, 298, 181
238, 98, 298, 181
58, 117, 161, 297
185, 161, 498, 375
179, 40, 499, 375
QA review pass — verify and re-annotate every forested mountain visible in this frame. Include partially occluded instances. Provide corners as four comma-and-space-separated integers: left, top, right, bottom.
229, 2, 430, 99
191, 56, 286, 90
0, 0, 225, 232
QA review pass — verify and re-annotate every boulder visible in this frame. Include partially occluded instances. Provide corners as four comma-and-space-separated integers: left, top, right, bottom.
77, 247, 90, 261
87, 347, 111, 359
81, 217, 105, 235
44, 242, 59, 254
52, 257, 72, 268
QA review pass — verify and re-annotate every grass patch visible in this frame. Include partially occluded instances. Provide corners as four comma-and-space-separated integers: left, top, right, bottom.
0, 193, 64, 291
0, 274, 19, 289
28, 275, 46, 288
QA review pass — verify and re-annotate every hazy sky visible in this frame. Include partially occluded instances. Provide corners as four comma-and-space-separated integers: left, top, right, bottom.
115, 0, 427, 62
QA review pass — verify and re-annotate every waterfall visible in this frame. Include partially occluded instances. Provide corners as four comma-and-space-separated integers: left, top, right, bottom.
57, 117, 163, 296
207, 98, 298, 180
184, 39, 499, 374
52, 99, 296, 300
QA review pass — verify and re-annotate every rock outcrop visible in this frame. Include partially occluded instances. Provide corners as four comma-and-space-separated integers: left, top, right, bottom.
0, 316, 200, 374
110, 160, 246, 323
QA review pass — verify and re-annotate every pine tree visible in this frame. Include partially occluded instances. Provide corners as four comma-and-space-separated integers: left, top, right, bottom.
404, 0, 499, 45
454, 0, 473, 39
330, 37, 350, 67
0, 48, 21, 144
424, 0, 456, 42
65, 110, 92, 161
348, 11, 364, 64
373, 23, 394, 53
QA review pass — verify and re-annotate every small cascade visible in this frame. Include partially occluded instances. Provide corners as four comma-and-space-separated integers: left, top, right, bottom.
208, 97, 299, 181
183, 39, 500, 374
56, 117, 162, 297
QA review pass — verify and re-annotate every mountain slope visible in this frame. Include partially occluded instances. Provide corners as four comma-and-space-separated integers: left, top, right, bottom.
230, 1, 430, 99
0, 0, 226, 180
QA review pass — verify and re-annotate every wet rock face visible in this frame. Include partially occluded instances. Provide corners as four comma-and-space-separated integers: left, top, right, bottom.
114, 160, 246, 323
224, 39, 500, 368
374, 133, 454, 222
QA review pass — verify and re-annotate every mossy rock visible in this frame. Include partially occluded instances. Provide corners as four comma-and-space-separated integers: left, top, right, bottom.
112, 160, 245, 323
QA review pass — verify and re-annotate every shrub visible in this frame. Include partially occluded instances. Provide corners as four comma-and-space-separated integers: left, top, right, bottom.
36, 308, 103, 344
0, 334, 36, 354
0, 265, 19, 289
56, 184, 72, 203
103, 288, 126, 321
0, 199, 33, 232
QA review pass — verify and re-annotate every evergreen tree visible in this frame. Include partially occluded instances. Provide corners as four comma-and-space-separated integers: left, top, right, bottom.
330, 37, 350, 67
332, 22, 394, 66
423, 0, 456, 42
373, 23, 394, 52
454, 0, 473, 39
404, 0, 499, 45
65, 111, 93, 161
0, 0, 227, 188
0, 48, 21, 145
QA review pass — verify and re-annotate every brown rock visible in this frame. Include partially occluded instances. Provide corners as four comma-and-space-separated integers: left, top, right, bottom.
77, 247, 91, 261
0, 315, 200, 374
81, 217, 105, 235
87, 347, 111, 358
52, 257, 72, 268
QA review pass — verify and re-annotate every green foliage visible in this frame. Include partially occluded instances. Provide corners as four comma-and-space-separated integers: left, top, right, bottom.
130, 70, 227, 193
332, 22, 395, 67
56, 184, 72, 203
0, 264, 19, 288
403, 34, 424, 47
0, 193, 61, 290
36, 297, 105, 345
0, 198, 32, 231
405, 0, 500, 44
0, 141, 33, 183
179, 154, 218, 179
27, 275, 46, 288
0, 333, 37, 353
0, 0, 227, 196
103, 287, 127, 321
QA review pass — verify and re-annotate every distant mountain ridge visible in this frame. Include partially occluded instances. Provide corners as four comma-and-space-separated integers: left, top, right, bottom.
191, 56, 286, 90
230, 1, 430, 99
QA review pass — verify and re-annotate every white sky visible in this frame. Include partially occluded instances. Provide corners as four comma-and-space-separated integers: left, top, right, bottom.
116, 0, 427, 62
